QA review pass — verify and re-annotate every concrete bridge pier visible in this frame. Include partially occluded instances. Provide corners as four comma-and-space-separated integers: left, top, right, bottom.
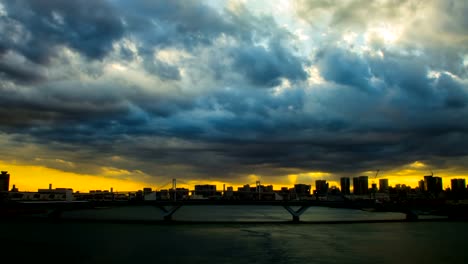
156, 205, 182, 221
405, 210, 419, 221
283, 205, 310, 223
47, 208, 64, 219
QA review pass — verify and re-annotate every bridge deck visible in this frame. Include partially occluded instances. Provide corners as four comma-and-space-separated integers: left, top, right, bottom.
3, 199, 462, 222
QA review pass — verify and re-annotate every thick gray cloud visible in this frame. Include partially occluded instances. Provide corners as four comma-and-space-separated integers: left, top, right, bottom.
315, 47, 372, 90
0, 0, 467, 184
0, 53, 45, 84
231, 41, 307, 86
1, 0, 124, 63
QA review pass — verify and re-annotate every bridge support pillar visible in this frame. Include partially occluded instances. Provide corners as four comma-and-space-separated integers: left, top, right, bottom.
156, 205, 182, 222
48, 208, 63, 219
405, 210, 418, 221
163, 214, 173, 221
283, 205, 309, 223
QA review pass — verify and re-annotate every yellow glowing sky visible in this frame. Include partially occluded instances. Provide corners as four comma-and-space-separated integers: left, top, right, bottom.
1, 161, 148, 193
3, 160, 467, 193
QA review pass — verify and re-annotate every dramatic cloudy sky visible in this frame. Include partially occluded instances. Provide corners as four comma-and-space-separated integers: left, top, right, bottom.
0, 0, 467, 191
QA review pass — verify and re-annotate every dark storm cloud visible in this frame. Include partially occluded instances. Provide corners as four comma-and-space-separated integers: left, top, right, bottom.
314, 45, 468, 113
112, 0, 307, 84
0, 54, 44, 84
231, 41, 307, 86
117, 0, 233, 46
0, 0, 124, 64
435, 73, 467, 109
368, 51, 433, 97
315, 47, 371, 90
0, 78, 198, 141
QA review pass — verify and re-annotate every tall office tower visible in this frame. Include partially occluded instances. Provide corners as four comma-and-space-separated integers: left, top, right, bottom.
424, 175, 443, 194
418, 180, 425, 191
424, 176, 434, 192
315, 180, 329, 195
0, 171, 10, 192
379, 179, 389, 192
451, 179, 466, 193
340, 177, 350, 195
353, 176, 369, 195
434, 177, 443, 193
359, 176, 369, 195
353, 177, 360, 194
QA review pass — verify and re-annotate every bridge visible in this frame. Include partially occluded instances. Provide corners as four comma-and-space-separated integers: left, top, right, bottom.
3, 198, 455, 223
2, 200, 352, 222
145, 200, 360, 222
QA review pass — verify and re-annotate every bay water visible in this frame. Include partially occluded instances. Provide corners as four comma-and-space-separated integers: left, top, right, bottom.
3, 206, 466, 263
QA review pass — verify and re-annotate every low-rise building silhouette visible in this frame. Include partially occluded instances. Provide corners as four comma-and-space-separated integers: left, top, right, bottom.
194, 184, 217, 198
37, 187, 74, 201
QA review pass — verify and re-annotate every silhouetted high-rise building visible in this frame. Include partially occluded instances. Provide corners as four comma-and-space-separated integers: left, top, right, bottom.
424, 176, 432, 192
340, 177, 350, 195
434, 177, 443, 193
0, 171, 10, 192
424, 175, 442, 194
451, 179, 466, 193
379, 179, 389, 192
353, 177, 359, 194
360, 176, 369, 195
315, 180, 329, 195
353, 176, 369, 195
294, 184, 311, 197
418, 180, 425, 191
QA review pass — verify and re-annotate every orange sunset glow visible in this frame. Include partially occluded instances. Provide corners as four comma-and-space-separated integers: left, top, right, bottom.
4, 160, 467, 193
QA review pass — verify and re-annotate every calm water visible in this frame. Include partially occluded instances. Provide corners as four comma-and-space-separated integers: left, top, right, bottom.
3, 206, 467, 263
62, 205, 407, 222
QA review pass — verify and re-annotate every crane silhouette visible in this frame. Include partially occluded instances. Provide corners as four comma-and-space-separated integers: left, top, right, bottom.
372, 169, 380, 184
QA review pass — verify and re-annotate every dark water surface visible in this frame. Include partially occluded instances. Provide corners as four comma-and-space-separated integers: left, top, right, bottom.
3, 207, 467, 263
62, 205, 407, 222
